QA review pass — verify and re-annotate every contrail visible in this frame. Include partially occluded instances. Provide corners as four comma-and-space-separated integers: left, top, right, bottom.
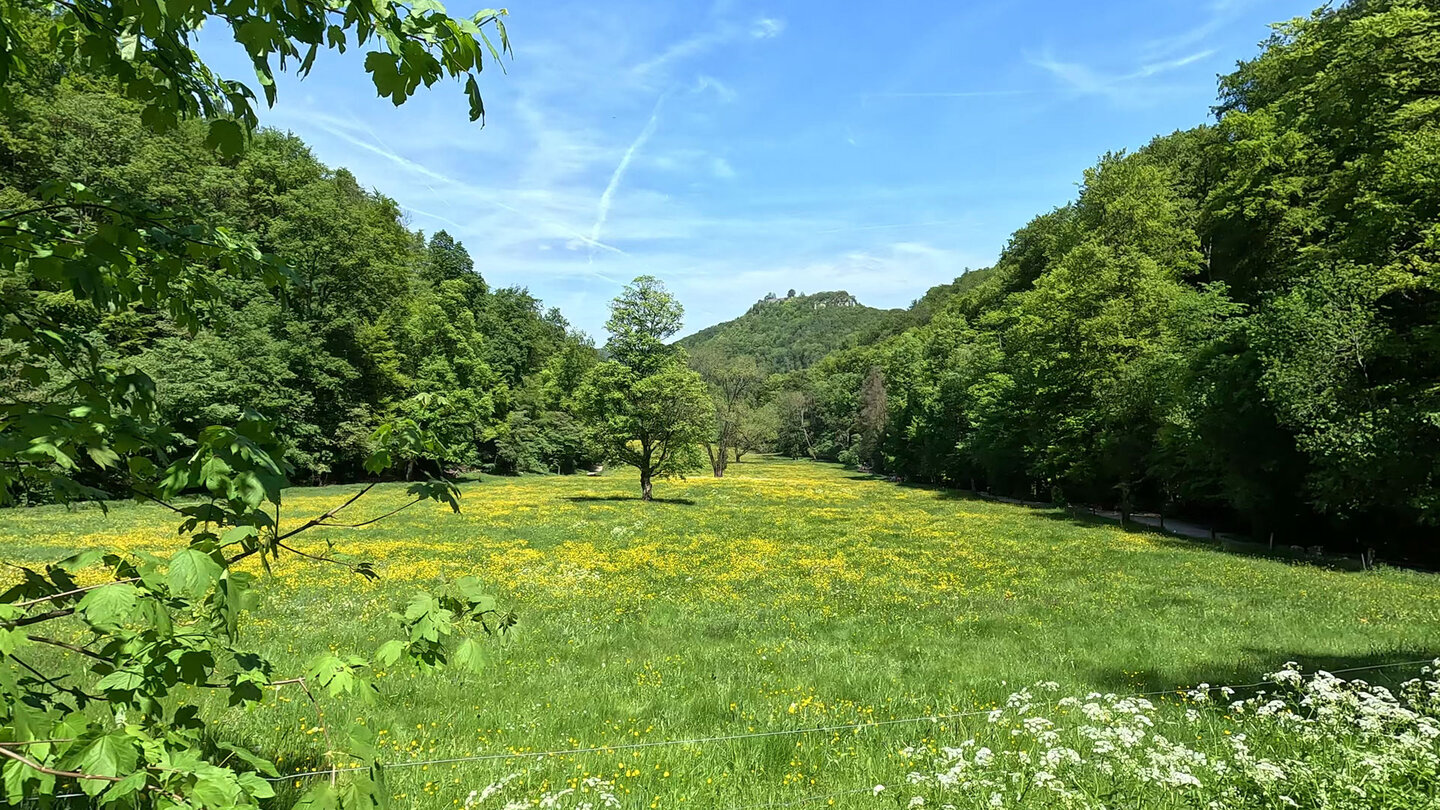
307, 116, 628, 256
589, 92, 666, 256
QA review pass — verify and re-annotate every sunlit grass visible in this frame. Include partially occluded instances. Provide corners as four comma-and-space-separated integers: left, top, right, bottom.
2, 457, 1437, 808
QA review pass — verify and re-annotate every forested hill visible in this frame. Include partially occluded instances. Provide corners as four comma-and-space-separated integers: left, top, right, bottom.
678, 278, 986, 372
677, 290, 901, 371
763, 0, 1439, 558
1, 66, 602, 485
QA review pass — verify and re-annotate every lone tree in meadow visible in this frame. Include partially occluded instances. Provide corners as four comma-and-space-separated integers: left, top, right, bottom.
578, 276, 712, 500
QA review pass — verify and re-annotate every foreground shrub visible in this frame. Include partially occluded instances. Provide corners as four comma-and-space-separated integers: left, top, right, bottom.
900, 662, 1440, 809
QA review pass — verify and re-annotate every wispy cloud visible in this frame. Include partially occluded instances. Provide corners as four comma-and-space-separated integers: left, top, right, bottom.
710, 156, 736, 180
1141, 0, 1253, 62
1023, 0, 1256, 106
219, 0, 1273, 340
1136, 49, 1217, 77
301, 113, 629, 257
751, 17, 785, 39
634, 15, 785, 76
693, 74, 737, 102
1028, 47, 1215, 103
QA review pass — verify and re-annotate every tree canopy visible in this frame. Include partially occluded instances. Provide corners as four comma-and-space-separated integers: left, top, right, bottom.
0, 1, 532, 807
579, 277, 711, 500
759, 0, 1440, 559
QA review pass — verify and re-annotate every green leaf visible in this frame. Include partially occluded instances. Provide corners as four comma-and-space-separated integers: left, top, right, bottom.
220, 524, 258, 546
96, 669, 144, 692
453, 637, 484, 673
216, 742, 279, 778
204, 119, 246, 157
3, 759, 34, 806
0, 628, 24, 655
192, 771, 243, 806
168, 548, 222, 600
76, 733, 138, 795
363, 449, 392, 474
465, 73, 483, 121
177, 649, 215, 685
238, 771, 277, 799
294, 781, 340, 810
364, 51, 404, 101
86, 446, 121, 469
100, 771, 148, 802
453, 576, 486, 602
374, 639, 405, 667
78, 582, 139, 628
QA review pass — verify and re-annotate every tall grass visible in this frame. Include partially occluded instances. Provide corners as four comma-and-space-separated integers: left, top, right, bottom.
2, 458, 1436, 808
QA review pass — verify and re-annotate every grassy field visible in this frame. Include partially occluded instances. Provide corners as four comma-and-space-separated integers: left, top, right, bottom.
3, 457, 1438, 808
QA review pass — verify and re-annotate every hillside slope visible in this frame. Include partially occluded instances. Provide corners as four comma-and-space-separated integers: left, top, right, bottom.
679, 273, 990, 372
678, 291, 904, 372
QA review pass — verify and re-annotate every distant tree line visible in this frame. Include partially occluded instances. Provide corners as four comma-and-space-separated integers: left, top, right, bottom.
761, 0, 1438, 557
1, 59, 605, 495
4, 0, 1435, 542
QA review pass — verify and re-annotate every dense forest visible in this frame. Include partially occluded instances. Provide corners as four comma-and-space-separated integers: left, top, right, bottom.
678, 290, 911, 372
734, 0, 1439, 557
2, 0, 1436, 557
1, 57, 603, 489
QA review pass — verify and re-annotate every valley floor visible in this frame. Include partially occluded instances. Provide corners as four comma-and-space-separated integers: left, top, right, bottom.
2, 457, 1437, 808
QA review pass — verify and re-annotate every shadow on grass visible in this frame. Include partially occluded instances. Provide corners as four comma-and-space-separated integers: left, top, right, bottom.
1083, 648, 1438, 696
563, 495, 697, 506
850, 472, 1385, 572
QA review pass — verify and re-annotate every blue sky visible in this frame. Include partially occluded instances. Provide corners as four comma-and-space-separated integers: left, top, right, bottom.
197, 0, 1317, 339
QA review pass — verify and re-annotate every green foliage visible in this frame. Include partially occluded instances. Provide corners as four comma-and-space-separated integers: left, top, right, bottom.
677, 290, 910, 373
5, 459, 1440, 809
0, 0, 527, 806
603, 275, 685, 375
0, 0, 509, 152
764, 0, 1440, 554
580, 277, 712, 500
0, 58, 594, 485
689, 348, 765, 476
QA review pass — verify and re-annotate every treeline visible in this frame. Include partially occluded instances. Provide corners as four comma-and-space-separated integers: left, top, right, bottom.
765, 0, 1439, 555
1, 66, 601, 490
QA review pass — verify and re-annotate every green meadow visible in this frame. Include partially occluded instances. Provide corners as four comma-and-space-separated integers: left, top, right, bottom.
4, 457, 1438, 808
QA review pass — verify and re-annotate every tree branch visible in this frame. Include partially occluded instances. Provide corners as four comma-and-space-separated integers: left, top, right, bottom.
0, 744, 124, 784
273, 482, 375, 542
318, 497, 421, 528
0, 744, 183, 802
2, 607, 76, 630
11, 578, 140, 610
26, 634, 110, 662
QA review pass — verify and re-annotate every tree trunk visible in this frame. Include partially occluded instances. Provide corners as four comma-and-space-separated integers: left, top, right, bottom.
640, 470, 653, 501
1118, 481, 1132, 529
